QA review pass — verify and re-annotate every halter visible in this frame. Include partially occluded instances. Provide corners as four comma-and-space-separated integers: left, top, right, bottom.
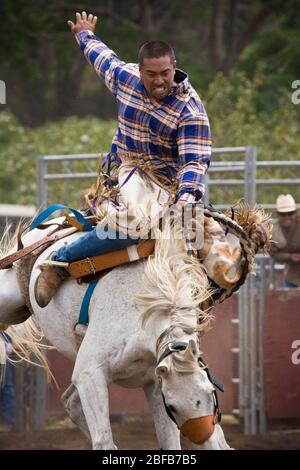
157, 340, 223, 440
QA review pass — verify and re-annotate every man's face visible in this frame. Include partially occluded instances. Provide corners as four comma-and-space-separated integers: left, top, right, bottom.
278, 211, 297, 228
139, 56, 176, 101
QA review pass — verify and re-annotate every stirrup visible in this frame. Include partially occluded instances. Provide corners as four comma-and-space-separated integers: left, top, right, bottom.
37, 259, 70, 270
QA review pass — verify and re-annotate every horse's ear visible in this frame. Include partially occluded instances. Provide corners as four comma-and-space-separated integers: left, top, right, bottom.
155, 361, 170, 377
184, 339, 198, 359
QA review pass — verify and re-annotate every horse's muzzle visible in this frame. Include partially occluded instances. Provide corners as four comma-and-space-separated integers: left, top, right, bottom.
180, 414, 217, 445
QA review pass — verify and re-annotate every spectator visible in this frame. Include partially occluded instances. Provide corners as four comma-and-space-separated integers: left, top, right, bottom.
0, 333, 16, 431
270, 194, 300, 288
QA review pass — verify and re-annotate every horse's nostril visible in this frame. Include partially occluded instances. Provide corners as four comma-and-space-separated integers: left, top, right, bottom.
196, 400, 201, 408
168, 405, 177, 413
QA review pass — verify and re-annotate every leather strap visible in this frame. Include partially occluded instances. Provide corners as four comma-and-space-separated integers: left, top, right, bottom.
67, 239, 155, 279
0, 227, 78, 270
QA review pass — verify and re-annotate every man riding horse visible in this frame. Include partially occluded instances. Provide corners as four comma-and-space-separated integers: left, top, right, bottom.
35, 11, 211, 307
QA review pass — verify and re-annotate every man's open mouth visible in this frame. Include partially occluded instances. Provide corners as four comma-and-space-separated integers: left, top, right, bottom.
153, 87, 167, 95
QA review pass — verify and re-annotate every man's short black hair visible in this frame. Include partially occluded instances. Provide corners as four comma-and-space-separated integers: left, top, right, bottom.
138, 40, 175, 66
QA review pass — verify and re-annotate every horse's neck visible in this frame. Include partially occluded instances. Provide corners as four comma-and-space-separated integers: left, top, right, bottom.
140, 219, 207, 359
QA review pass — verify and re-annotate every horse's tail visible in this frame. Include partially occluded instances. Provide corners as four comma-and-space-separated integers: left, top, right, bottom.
0, 318, 56, 385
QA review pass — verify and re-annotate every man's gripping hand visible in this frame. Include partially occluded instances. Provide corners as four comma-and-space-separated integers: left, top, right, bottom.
67, 11, 98, 42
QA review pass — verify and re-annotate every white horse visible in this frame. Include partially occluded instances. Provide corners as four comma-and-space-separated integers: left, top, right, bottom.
0, 215, 234, 450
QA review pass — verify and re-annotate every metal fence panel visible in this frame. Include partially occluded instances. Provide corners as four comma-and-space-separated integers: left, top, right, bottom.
34, 148, 299, 435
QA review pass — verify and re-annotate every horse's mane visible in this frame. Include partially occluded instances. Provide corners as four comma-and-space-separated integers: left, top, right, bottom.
137, 218, 212, 334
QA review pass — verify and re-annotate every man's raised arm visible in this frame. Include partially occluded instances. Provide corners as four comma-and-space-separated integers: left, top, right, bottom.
67, 11, 126, 95
176, 104, 211, 206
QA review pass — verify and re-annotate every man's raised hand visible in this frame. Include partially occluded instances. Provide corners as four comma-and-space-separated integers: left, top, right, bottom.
67, 11, 98, 39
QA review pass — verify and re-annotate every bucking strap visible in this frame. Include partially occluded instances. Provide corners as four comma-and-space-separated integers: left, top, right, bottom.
78, 281, 99, 325
67, 239, 155, 279
0, 227, 78, 270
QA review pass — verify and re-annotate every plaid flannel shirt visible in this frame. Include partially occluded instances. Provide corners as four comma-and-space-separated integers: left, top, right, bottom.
77, 30, 211, 203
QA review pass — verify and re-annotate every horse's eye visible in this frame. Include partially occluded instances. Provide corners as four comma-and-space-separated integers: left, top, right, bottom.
168, 405, 177, 413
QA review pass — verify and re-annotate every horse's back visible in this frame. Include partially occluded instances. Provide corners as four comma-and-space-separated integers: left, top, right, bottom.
29, 255, 146, 362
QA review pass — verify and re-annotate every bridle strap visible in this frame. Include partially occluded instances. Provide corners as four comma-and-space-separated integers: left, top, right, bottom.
161, 390, 178, 425
157, 341, 188, 364
157, 341, 223, 428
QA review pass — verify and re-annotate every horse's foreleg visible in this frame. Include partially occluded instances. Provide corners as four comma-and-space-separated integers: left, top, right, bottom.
73, 365, 117, 450
61, 383, 91, 441
143, 381, 181, 450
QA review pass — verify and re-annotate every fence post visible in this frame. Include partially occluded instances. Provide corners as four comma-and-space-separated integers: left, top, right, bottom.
258, 257, 267, 433
204, 173, 210, 206
244, 147, 257, 205
37, 157, 47, 209
14, 362, 26, 432
34, 157, 49, 430
239, 146, 258, 434
29, 361, 47, 431
238, 285, 246, 425
249, 273, 257, 434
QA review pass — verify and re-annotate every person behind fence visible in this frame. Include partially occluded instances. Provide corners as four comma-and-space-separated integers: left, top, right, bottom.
35, 11, 211, 307
270, 194, 300, 288
0, 333, 16, 432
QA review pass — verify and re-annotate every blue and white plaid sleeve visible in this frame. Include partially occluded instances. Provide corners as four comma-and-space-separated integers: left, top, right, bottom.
176, 105, 211, 203
76, 30, 126, 96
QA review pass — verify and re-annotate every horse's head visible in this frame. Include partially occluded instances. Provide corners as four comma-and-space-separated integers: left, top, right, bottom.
198, 204, 272, 297
155, 337, 224, 446
199, 217, 244, 290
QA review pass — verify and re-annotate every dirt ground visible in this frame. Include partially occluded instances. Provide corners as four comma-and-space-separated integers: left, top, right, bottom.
0, 414, 300, 450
